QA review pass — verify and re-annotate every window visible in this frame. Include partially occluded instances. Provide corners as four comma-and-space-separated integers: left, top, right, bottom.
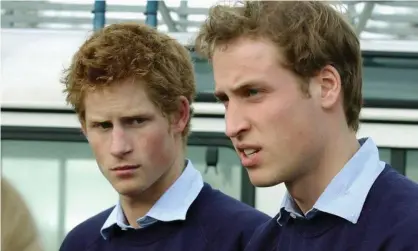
193, 56, 215, 93
378, 148, 391, 164
2, 141, 63, 251
362, 55, 418, 106
1, 131, 246, 251
187, 145, 242, 200
406, 150, 418, 183
376, 148, 418, 182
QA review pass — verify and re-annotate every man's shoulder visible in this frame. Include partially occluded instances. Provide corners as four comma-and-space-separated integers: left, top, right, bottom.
363, 165, 418, 247
366, 165, 418, 217
196, 183, 271, 221
373, 164, 418, 202
378, 211, 418, 249
59, 206, 114, 251
243, 215, 282, 251
190, 183, 271, 248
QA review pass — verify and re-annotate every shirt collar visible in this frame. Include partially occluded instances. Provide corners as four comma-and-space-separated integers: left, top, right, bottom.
278, 137, 385, 225
100, 159, 204, 239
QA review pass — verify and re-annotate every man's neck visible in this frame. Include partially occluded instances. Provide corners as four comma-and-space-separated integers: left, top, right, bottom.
120, 155, 186, 228
285, 130, 360, 215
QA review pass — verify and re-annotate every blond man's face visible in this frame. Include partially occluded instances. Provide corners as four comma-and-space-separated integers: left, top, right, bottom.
212, 37, 328, 187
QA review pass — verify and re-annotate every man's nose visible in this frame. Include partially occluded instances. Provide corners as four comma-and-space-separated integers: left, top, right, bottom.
110, 126, 133, 157
225, 103, 250, 138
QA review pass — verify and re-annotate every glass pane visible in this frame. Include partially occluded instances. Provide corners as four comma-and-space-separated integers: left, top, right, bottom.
64, 158, 118, 234
363, 57, 418, 103
1, 141, 61, 251
406, 150, 418, 183
378, 148, 391, 164
194, 57, 215, 93
187, 145, 242, 200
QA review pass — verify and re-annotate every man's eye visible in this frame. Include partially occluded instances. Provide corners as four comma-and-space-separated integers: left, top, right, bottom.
131, 118, 145, 125
247, 88, 259, 96
93, 122, 112, 129
102, 122, 112, 128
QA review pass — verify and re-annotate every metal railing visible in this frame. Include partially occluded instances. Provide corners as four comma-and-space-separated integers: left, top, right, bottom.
1, 1, 418, 39
343, 1, 418, 39
1, 1, 204, 32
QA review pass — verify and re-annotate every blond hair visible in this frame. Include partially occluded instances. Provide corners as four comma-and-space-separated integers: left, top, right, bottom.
1, 178, 43, 251
195, 1, 363, 131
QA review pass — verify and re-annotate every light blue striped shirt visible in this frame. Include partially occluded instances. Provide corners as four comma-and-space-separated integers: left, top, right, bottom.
277, 137, 386, 225
100, 159, 204, 239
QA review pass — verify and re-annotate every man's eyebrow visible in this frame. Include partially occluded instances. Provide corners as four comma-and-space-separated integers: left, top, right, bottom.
214, 79, 268, 102
232, 80, 267, 90
86, 111, 152, 121
119, 113, 151, 120
86, 116, 107, 123
214, 90, 227, 102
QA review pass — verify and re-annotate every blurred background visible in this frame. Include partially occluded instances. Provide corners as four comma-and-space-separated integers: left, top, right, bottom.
1, 1, 418, 251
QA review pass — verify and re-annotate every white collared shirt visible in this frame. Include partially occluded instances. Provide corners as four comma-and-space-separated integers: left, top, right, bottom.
100, 159, 204, 239
277, 137, 386, 225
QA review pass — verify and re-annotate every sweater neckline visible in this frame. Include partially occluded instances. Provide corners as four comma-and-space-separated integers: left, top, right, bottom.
292, 211, 345, 238
107, 220, 186, 246
104, 183, 211, 246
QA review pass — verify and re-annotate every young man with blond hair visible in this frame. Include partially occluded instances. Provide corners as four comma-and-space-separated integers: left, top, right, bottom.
58, 22, 269, 251
195, 1, 418, 250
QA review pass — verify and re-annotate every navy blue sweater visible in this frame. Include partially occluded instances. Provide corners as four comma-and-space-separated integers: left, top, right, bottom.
59, 183, 270, 251
245, 165, 418, 251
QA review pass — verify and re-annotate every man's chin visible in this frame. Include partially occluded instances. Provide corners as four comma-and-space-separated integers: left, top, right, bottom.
112, 182, 147, 197
247, 172, 283, 187
116, 187, 145, 198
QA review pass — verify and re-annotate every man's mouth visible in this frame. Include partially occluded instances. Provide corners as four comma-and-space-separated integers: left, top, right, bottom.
111, 165, 139, 171
243, 149, 259, 156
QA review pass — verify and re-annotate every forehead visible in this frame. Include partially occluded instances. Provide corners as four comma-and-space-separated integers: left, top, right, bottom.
215, 37, 279, 61
212, 37, 284, 92
83, 79, 155, 118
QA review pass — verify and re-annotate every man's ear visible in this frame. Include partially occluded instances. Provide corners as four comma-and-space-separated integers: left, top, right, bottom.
171, 96, 190, 134
318, 64, 342, 110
